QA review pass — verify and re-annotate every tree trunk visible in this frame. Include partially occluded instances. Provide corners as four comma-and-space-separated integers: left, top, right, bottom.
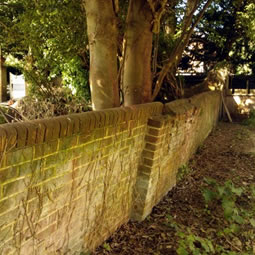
122, 0, 153, 106
84, 0, 119, 110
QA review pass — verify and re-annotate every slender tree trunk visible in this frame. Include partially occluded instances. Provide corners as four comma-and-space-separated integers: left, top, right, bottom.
122, 0, 153, 106
84, 0, 119, 110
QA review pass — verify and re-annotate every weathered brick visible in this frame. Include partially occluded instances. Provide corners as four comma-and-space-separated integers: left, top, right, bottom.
6, 147, 33, 166
57, 117, 68, 138
66, 114, 80, 134
18, 160, 43, 177
0, 167, 18, 183
2, 178, 27, 198
78, 133, 93, 145
59, 136, 77, 151
0, 224, 13, 244
2, 124, 17, 150
148, 118, 164, 128
94, 128, 105, 140
94, 111, 106, 128
21, 122, 35, 147
34, 120, 46, 144
0, 128, 7, 153
13, 123, 27, 148
145, 135, 161, 144
34, 141, 58, 158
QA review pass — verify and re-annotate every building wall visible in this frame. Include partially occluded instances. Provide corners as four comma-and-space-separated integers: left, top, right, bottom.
0, 91, 220, 254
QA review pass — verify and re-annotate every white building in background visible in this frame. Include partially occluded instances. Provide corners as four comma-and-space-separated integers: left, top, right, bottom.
9, 73, 26, 99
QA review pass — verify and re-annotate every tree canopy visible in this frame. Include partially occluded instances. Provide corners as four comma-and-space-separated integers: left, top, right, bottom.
1, 0, 255, 110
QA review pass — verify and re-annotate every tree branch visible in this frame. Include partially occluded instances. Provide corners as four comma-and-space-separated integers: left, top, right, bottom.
151, 0, 213, 101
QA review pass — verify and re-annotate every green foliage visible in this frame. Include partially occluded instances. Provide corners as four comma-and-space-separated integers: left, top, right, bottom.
202, 178, 243, 221
184, 0, 255, 74
177, 230, 215, 255
0, 0, 90, 101
103, 243, 111, 251
169, 178, 255, 254
242, 110, 255, 127
177, 164, 191, 182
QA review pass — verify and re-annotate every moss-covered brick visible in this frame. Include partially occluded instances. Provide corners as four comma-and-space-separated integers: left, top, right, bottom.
83, 142, 95, 153
0, 196, 17, 215
55, 160, 73, 176
44, 154, 59, 169
2, 178, 27, 197
100, 137, 112, 147
0, 223, 13, 242
42, 172, 73, 191
0, 167, 18, 183
94, 128, 105, 140
34, 141, 58, 159
126, 138, 135, 146
59, 136, 77, 151
18, 160, 43, 177
6, 147, 33, 166
34, 167, 55, 184
71, 146, 85, 158
78, 133, 93, 145
106, 126, 117, 136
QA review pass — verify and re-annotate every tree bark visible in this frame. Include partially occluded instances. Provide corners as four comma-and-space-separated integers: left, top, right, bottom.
84, 0, 119, 110
122, 0, 153, 106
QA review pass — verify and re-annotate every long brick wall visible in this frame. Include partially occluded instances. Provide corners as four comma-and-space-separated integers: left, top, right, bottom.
0, 91, 220, 254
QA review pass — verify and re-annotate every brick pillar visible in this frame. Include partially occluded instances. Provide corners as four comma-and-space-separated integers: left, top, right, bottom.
131, 116, 177, 221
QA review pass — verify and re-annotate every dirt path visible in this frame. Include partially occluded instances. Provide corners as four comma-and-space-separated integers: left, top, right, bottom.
93, 122, 255, 255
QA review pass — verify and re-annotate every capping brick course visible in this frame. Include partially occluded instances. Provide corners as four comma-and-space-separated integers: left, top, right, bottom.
0, 94, 221, 253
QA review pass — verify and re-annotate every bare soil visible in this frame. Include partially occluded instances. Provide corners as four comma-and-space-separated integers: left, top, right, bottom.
93, 122, 255, 255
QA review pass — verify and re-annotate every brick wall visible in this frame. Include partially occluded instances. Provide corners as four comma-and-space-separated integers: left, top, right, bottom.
0, 91, 220, 254
132, 91, 220, 220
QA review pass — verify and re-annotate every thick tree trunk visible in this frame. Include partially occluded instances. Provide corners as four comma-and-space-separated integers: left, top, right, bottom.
84, 0, 119, 110
122, 0, 153, 106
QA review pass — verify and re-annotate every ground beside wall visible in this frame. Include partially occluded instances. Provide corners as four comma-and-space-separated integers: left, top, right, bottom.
0, 91, 220, 254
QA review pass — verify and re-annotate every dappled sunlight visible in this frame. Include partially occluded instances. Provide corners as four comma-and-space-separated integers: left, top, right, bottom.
233, 95, 255, 114
96, 79, 104, 88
